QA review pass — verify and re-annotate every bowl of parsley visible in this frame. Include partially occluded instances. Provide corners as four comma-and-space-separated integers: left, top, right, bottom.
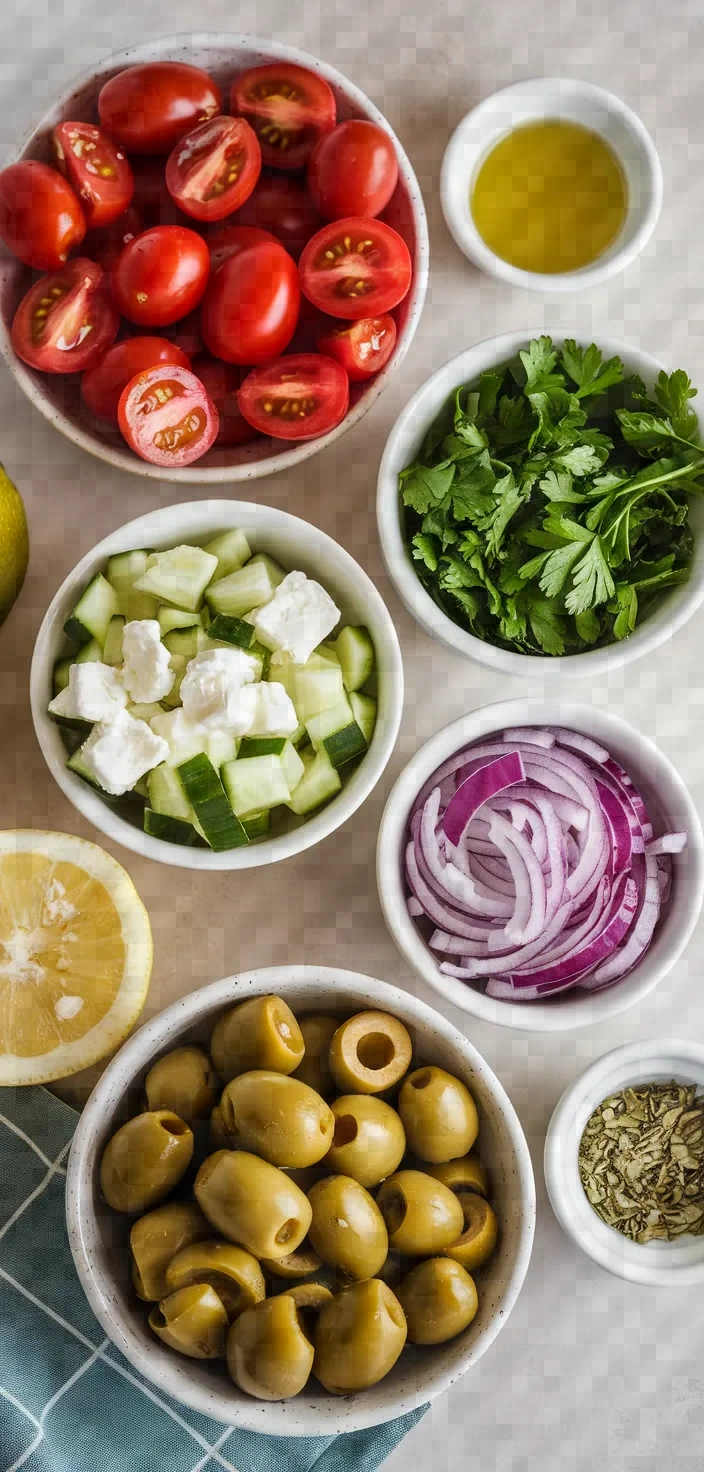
377, 333, 704, 675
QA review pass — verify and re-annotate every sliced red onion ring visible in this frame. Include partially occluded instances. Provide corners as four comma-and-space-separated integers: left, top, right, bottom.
442, 752, 525, 846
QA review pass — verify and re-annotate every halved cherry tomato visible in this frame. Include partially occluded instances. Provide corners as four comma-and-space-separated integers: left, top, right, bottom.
204, 223, 278, 273
201, 240, 300, 366
191, 354, 259, 446
318, 313, 397, 381
131, 158, 186, 228
84, 205, 143, 273
81, 336, 190, 424
99, 62, 221, 156
307, 121, 399, 221
231, 64, 335, 171
53, 122, 133, 229
11, 259, 119, 374
0, 160, 85, 271
235, 174, 322, 259
118, 362, 219, 466
165, 116, 261, 223
238, 353, 349, 440
299, 217, 412, 320
113, 225, 210, 327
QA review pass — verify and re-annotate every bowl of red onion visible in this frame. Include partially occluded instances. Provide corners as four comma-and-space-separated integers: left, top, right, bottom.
377, 700, 704, 1032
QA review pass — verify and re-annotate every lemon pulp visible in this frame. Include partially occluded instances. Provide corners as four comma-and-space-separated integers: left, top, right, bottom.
0, 465, 29, 624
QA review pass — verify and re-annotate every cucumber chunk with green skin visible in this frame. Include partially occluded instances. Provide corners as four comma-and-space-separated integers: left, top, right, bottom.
74, 638, 104, 665
281, 740, 305, 793
350, 691, 377, 747
103, 614, 125, 668
107, 549, 159, 621
285, 748, 341, 815
133, 774, 150, 799
177, 754, 249, 851
270, 651, 346, 724
63, 573, 119, 648
144, 809, 200, 845
238, 736, 287, 757
207, 613, 256, 650
148, 762, 194, 821
158, 607, 201, 636
202, 529, 252, 577
335, 626, 375, 692
242, 809, 270, 840
221, 754, 291, 816
306, 697, 368, 768
49, 709, 93, 736
316, 641, 341, 666
66, 747, 109, 794
205, 561, 278, 618
246, 552, 287, 587
163, 625, 201, 660
52, 656, 73, 698
135, 546, 219, 613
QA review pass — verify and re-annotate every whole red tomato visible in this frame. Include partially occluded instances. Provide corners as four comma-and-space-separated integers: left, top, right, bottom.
201, 240, 300, 366
98, 62, 221, 155
204, 223, 278, 273
11, 259, 119, 373
53, 121, 133, 228
0, 160, 85, 271
81, 336, 190, 424
307, 120, 399, 220
235, 174, 322, 259
113, 225, 210, 327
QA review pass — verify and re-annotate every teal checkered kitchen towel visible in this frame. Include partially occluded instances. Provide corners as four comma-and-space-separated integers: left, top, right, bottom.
0, 1087, 427, 1472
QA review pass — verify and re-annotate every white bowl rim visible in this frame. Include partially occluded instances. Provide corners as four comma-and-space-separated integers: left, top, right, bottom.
440, 76, 663, 293
544, 1037, 704, 1285
30, 498, 404, 869
376, 697, 704, 1032
0, 30, 429, 483
376, 330, 704, 678
65, 964, 537, 1434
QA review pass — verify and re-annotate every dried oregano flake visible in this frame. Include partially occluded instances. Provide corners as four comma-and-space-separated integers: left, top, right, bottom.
578, 1081, 704, 1243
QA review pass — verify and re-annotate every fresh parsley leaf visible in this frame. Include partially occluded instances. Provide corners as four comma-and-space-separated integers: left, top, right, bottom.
654, 369, 699, 441
480, 472, 527, 560
421, 499, 458, 549
555, 444, 604, 476
616, 410, 698, 456
575, 608, 600, 644
611, 583, 638, 640
538, 541, 586, 598
519, 337, 564, 393
542, 514, 594, 544
499, 595, 527, 645
564, 537, 615, 614
399, 461, 455, 513
492, 393, 534, 448
518, 550, 551, 580
561, 340, 624, 400
411, 534, 439, 571
526, 594, 566, 655
477, 370, 504, 419
539, 469, 578, 502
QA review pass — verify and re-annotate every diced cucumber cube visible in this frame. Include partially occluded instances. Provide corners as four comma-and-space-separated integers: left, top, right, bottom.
221, 754, 291, 816
206, 730, 239, 770
144, 809, 200, 845
74, 638, 103, 665
239, 736, 287, 757
206, 613, 256, 650
350, 691, 377, 747
133, 774, 150, 799
67, 747, 109, 794
291, 723, 308, 749
162, 653, 187, 709
135, 545, 219, 612
206, 561, 278, 619
335, 626, 375, 692
285, 748, 341, 815
242, 809, 270, 840
103, 614, 125, 668
52, 656, 73, 698
316, 641, 341, 665
281, 740, 305, 793
177, 754, 249, 851
202, 529, 252, 577
127, 702, 164, 724
306, 697, 367, 769
64, 573, 119, 648
163, 625, 201, 660
148, 763, 195, 822
246, 553, 287, 588
150, 708, 202, 766
272, 652, 346, 725
158, 607, 201, 636
107, 549, 159, 621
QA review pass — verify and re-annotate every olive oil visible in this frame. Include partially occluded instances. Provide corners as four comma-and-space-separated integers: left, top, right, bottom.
471, 119, 628, 274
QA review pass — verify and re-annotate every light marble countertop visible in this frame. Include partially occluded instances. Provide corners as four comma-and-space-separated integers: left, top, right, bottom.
1, 0, 703, 1466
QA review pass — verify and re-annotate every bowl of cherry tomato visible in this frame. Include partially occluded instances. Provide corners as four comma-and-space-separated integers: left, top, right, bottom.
0, 34, 428, 480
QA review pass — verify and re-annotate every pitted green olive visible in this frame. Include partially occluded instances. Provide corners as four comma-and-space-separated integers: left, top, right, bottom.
398, 1067, 478, 1163
313, 1280, 407, 1394
308, 1174, 387, 1281
130, 1202, 211, 1302
443, 1191, 498, 1270
398, 1257, 478, 1344
281, 1281, 333, 1313
219, 1071, 334, 1168
144, 1046, 216, 1122
210, 1103, 238, 1152
329, 1012, 412, 1095
376, 1170, 464, 1255
293, 1014, 338, 1098
165, 1240, 265, 1320
210, 995, 304, 1081
194, 1150, 311, 1260
227, 1295, 314, 1400
424, 1154, 488, 1198
261, 1239, 323, 1279
149, 1283, 228, 1359
100, 1111, 194, 1215
324, 1095, 405, 1188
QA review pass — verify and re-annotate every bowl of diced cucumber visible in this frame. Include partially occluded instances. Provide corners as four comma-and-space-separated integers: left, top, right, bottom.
31, 501, 404, 868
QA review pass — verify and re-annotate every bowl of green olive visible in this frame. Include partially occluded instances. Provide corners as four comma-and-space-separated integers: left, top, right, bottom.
66, 966, 535, 1434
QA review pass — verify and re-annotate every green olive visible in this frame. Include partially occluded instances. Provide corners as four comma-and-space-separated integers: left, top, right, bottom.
376, 1170, 464, 1255
194, 1150, 311, 1260
329, 1011, 413, 1095
313, 1280, 407, 1394
144, 1046, 216, 1122
210, 1103, 238, 1152
261, 1239, 323, 1279
149, 1283, 228, 1359
100, 1111, 194, 1215
324, 1095, 406, 1188
424, 1154, 488, 1198
130, 1202, 211, 1302
308, 1175, 388, 1281
398, 1257, 478, 1344
165, 1240, 265, 1320
227, 1295, 314, 1400
398, 1067, 479, 1164
219, 1071, 334, 1168
281, 1281, 333, 1312
210, 995, 304, 1081
293, 1014, 338, 1098
443, 1191, 498, 1270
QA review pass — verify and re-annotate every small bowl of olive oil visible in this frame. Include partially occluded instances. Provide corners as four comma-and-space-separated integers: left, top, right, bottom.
441, 77, 662, 291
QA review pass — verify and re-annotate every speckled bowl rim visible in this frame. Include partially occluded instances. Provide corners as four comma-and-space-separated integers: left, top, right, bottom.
65, 965, 536, 1435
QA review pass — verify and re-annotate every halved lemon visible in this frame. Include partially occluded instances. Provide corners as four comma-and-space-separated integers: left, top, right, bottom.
0, 830, 152, 1085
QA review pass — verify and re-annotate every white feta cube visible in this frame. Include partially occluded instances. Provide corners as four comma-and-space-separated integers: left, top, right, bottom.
150, 708, 205, 768
80, 709, 169, 795
48, 662, 128, 723
180, 647, 260, 731
238, 681, 299, 737
122, 620, 175, 704
253, 571, 340, 666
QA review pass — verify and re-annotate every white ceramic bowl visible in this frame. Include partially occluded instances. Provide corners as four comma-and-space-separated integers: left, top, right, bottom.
30, 499, 403, 869
65, 965, 536, 1434
441, 78, 662, 292
0, 33, 428, 483
376, 698, 704, 1033
377, 332, 704, 679
544, 1038, 704, 1286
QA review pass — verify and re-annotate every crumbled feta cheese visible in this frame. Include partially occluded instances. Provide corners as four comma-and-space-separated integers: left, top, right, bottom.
254, 571, 340, 666
49, 662, 127, 723
80, 709, 169, 795
122, 620, 175, 703
238, 681, 299, 737
55, 995, 84, 1020
180, 648, 260, 731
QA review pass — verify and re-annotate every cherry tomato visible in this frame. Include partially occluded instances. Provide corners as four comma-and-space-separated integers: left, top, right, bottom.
81, 336, 190, 424
11, 258, 119, 374
201, 240, 300, 366
52, 121, 133, 229
307, 121, 399, 221
231, 64, 335, 171
204, 223, 278, 273
238, 353, 349, 440
131, 158, 186, 228
118, 362, 219, 466
84, 205, 143, 273
235, 174, 322, 259
98, 62, 221, 156
191, 353, 259, 446
113, 225, 210, 327
165, 116, 261, 223
318, 313, 397, 381
0, 160, 85, 271
299, 217, 412, 320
